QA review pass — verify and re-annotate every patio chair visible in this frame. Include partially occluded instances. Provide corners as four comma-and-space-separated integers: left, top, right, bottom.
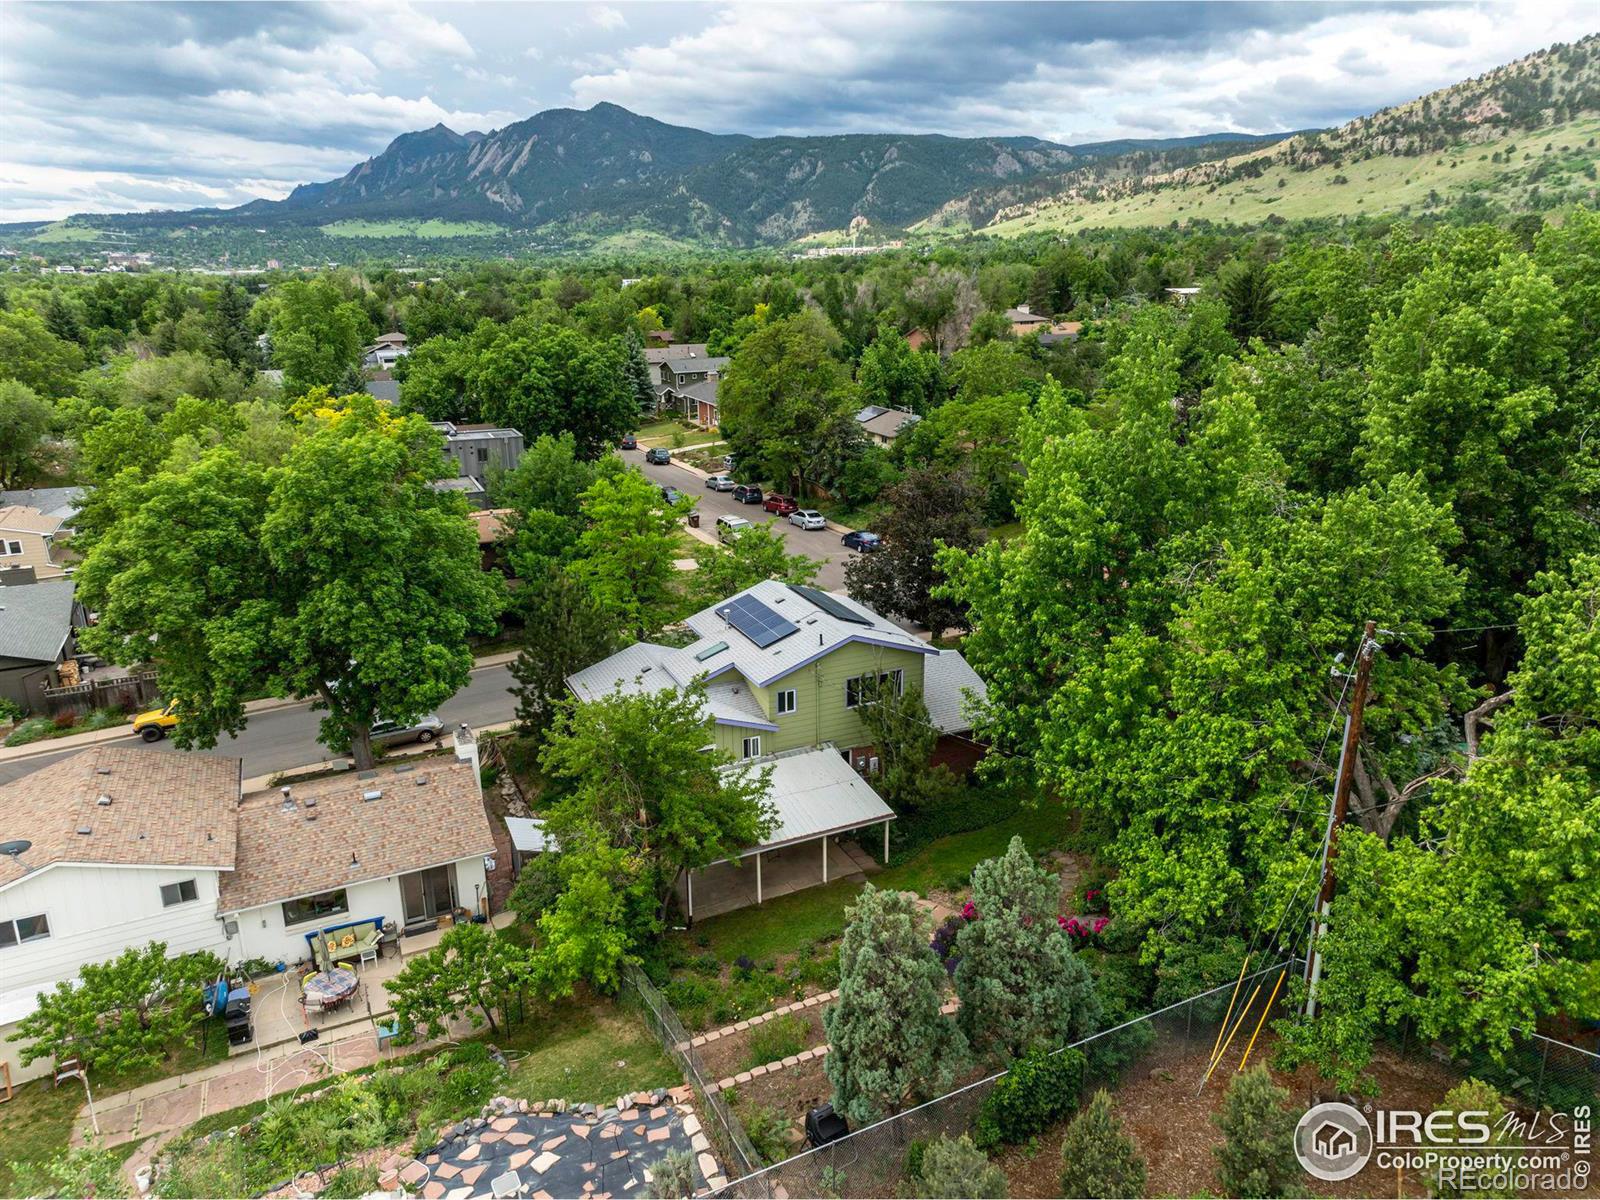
358, 944, 379, 971
302, 993, 325, 1024
375, 1018, 402, 1054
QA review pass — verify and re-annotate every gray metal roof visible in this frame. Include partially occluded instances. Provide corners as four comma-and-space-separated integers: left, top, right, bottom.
0, 577, 76, 663
860, 409, 921, 440
505, 817, 556, 854
723, 745, 894, 857
365, 378, 400, 403
0, 487, 84, 523
566, 641, 778, 732
923, 649, 987, 733
664, 355, 730, 374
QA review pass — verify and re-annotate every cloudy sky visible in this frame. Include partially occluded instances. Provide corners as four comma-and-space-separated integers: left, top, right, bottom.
1, 1, 1594, 222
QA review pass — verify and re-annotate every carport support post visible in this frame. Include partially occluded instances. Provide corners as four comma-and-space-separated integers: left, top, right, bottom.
756, 852, 763, 905
883, 820, 890, 864
686, 870, 693, 920
822, 837, 829, 884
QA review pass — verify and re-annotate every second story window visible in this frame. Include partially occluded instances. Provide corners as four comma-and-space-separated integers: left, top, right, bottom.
776, 689, 797, 715
845, 669, 904, 708
0, 912, 51, 948
1, 540, 21, 556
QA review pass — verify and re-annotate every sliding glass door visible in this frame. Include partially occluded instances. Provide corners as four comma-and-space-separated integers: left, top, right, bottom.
399, 864, 458, 923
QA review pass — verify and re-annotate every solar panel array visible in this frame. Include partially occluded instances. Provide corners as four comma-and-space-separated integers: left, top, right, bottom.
789, 584, 872, 626
719, 595, 798, 648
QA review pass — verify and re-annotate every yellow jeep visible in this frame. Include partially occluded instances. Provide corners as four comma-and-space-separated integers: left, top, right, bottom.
133, 701, 179, 742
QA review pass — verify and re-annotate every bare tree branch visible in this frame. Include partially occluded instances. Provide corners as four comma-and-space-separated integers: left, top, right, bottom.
1465, 689, 1515, 759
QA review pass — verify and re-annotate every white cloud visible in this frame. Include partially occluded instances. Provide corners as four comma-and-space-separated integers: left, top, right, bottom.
588, 5, 627, 31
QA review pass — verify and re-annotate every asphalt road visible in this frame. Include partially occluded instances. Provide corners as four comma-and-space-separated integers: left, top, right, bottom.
0, 662, 521, 787
622, 446, 864, 591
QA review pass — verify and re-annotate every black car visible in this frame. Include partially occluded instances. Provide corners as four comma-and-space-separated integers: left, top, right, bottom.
620, 433, 638, 450
660, 485, 682, 506
644, 447, 671, 465
842, 530, 884, 553
732, 484, 764, 505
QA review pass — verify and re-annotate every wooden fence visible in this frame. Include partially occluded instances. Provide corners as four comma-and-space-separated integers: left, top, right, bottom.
40, 671, 160, 718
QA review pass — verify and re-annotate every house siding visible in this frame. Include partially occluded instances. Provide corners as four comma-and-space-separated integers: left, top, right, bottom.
743, 641, 928, 755
0, 531, 67, 579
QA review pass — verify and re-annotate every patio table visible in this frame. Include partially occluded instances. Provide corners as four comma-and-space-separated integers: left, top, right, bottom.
303, 967, 358, 1007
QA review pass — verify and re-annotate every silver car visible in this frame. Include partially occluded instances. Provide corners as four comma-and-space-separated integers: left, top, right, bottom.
370, 714, 444, 747
705, 473, 737, 491
789, 509, 826, 530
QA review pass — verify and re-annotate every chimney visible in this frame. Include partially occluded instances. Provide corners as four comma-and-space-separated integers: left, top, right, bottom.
454, 723, 481, 784
1017, 304, 1031, 315
280, 785, 295, 811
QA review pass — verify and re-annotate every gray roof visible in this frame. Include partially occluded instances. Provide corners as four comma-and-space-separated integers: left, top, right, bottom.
677, 378, 720, 405
428, 476, 485, 495
664, 355, 730, 374
564, 640, 778, 732
723, 746, 894, 858
505, 817, 556, 854
645, 343, 708, 365
923, 649, 987, 733
365, 378, 399, 403
860, 409, 921, 440
0, 487, 84, 523
0, 577, 77, 663
568, 581, 935, 718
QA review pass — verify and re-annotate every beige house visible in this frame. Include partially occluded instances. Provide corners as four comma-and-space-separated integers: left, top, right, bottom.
0, 505, 72, 580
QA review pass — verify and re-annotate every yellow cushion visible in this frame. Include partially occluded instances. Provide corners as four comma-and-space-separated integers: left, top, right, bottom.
326, 940, 338, 954
339, 933, 356, 949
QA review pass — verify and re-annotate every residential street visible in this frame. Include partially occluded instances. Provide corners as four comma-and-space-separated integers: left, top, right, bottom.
622, 446, 862, 591
0, 662, 521, 787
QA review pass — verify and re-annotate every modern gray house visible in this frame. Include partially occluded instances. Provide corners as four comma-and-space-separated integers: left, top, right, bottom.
428, 422, 525, 503
0, 577, 83, 711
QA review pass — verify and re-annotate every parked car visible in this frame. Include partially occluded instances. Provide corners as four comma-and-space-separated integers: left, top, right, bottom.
133, 701, 179, 742
645, 447, 671, 465
715, 514, 752, 543
721, 453, 736, 471
705, 474, 736, 491
732, 484, 765, 505
660, 485, 682, 506
619, 433, 638, 450
842, 530, 884, 553
370, 714, 444, 747
763, 493, 798, 515
790, 509, 827, 531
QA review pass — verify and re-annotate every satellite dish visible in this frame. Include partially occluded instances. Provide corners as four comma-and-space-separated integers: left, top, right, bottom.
0, 839, 32, 857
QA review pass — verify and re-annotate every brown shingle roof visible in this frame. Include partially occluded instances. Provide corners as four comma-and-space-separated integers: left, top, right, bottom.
0, 505, 63, 536
218, 757, 495, 912
0, 747, 240, 889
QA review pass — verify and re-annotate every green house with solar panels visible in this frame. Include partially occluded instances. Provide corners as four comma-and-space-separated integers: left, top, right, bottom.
567, 581, 989, 919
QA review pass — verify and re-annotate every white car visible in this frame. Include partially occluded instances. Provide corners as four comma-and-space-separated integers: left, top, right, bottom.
790, 509, 826, 530
705, 474, 737, 491
716, 514, 753, 542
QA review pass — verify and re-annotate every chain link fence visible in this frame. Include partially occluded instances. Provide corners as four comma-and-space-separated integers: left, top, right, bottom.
624, 964, 766, 1185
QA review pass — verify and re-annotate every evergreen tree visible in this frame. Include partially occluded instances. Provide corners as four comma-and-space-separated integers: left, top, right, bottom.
1059, 1090, 1147, 1199
954, 835, 1100, 1063
917, 1134, 1008, 1199
624, 327, 657, 414
1219, 256, 1280, 343
1213, 1066, 1298, 1199
852, 677, 961, 813
208, 280, 260, 369
824, 886, 967, 1123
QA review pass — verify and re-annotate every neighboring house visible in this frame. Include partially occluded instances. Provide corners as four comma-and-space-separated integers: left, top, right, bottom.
0, 504, 72, 580
855, 405, 922, 447
0, 487, 84, 525
654, 351, 729, 423
468, 508, 513, 573
362, 332, 410, 370
0, 734, 495, 1083
365, 369, 400, 404
1164, 287, 1202, 304
904, 328, 932, 352
1004, 305, 1053, 335
0, 577, 83, 711
679, 378, 721, 430
1037, 321, 1083, 348
0, 748, 242, 1084
431, 421, 525, 481
644, 342, 708, 368
428, 475, 488, 508
568, 582, 989, 918
219, 740, 495, 966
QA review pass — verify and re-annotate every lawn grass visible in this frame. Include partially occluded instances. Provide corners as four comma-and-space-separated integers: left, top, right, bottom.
498, 993, 679, 1104
0, 1035, 229, 1194
635, 418, 693, 446
876, 802, 1074, 896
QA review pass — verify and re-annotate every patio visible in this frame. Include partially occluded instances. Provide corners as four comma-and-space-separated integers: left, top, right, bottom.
677, 837, 880, 922
233, 912, 516, 1054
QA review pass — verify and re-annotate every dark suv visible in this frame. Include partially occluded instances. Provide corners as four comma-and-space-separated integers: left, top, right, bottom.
644, 447, 671, 465
732, 484, 765, 505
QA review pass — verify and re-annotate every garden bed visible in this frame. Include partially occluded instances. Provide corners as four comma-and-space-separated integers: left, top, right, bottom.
698, 1006, 830, 1081
3, 707, 130, 747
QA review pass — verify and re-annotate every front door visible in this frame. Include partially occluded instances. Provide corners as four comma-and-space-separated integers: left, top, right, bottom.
400, 864, 458, 923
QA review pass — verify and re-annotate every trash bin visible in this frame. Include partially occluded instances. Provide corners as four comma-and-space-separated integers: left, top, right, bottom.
688, 511, 701, 528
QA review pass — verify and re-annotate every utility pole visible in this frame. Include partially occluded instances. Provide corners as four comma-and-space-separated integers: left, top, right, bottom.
1304, 620, 1378, 1018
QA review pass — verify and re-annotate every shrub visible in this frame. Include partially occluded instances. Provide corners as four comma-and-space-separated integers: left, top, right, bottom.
0, 697, 26, 725
52, 710, 77, 730
321, 1166, 380, 1199
1435, 1079, 1513, 1199
974, 1046, 1085, 1150
736, 1102, 790, 1166
917, 1134, 1008, 1198
644, 1149, 697, 1199
745, 1013, 810, 1069
1059, 1089, 1146, 1199
663, 978, 713, 1012
1213, 1066, 1298, 1198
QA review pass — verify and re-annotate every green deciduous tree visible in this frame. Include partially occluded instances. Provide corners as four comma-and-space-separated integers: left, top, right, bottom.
387, 923, 539, 1041
916, 1134, 1008, 1199
858, 330, 943, 415
510, 568, 620, 736
570, 467, 687, 639
1059, 1090, 1147, 1200
689, 522, 818, 609
824, 886, 966, 1123
1213, 1066, 1298, 1199
267, 279, 372, 397
0, 306, 87, 398
954, 836, 1099, 1062
9, 943, 222, 1075
0, 380, 53, 488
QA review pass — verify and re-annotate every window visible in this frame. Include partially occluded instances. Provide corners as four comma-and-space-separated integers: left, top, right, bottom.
281, 889, 349, 927
0, 912, 51, 948
476, 447, 489, 462
742, 735, 762, 759
845, 669, 904, 708
160, 879, 199, 907
0, 540, 21, 556
776, 688, 797, 716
